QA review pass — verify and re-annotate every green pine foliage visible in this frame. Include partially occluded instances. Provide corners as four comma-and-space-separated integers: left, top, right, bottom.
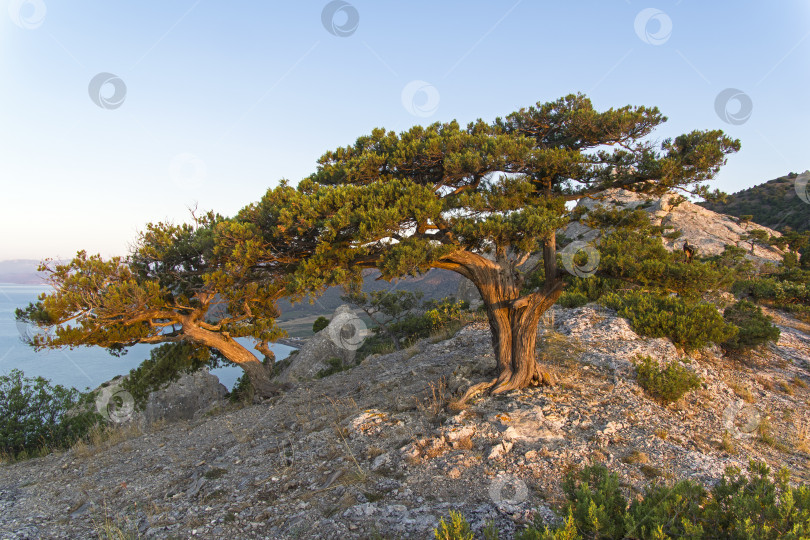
595, 226, 732, 298
312, 316, 330, 333
121, 342, 219, 409
600, 291, 737, 350
436, 461, 810, 539
15, 212, 287, 398
734, 269, 810, 321
721, 300, 781, 351
561, 464, 628, 538
434, 510, 475, 540
228, 372, 254, 404
0, 369, 100, 459
634, 355, 702, 404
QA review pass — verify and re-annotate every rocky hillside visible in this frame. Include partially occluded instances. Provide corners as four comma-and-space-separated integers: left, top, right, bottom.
1, 304, 808, 539
700, 172, 810, 232
564, 188, 785, 263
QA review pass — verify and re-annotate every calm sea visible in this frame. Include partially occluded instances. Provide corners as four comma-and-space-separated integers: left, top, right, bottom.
0, 283, 294, 392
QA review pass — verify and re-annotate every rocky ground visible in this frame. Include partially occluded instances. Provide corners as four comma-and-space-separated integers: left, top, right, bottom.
1, 305, 808, 539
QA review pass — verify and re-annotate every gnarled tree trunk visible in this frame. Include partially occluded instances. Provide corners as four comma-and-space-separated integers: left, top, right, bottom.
183, 324, 278, 398
436, 250, 564, 398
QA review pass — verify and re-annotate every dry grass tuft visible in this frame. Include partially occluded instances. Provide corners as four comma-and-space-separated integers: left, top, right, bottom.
778, 381, 795, 396
418, 377, 450, 418
454, 436, 474, 450
720, 430, 736, 454
728, 381, 756, 403
621, 450, 650, 465
792, 376, 809, 389
72, 423, 143, 460
794, 419, 810, 454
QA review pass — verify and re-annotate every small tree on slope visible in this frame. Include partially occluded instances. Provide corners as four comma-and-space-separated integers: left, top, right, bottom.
16, 212, 288, 398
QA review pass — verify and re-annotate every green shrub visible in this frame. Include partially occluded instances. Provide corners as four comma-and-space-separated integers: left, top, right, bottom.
122, 342, 218, 409
0, 369, 100, 458
634, 355, 701, 404
706, 461, 810, 538
558, 291, 589, 308
312, 316, 330, 333
624, 478, 707, 538
561, 463, 627, 538
734, 271, 810, 321
735, 277, 810, 305
434, 510, 474, 540
513, 460, 810, 539
385, 297, 470, 346
601, 291, 737, 349
597, 229, 732, 298
228, 373, 254, 404
722, 300, 781, 351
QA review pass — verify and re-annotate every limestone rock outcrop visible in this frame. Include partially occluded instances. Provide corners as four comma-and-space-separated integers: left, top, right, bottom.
564, 189, 784, 263
277, 305, 365, 383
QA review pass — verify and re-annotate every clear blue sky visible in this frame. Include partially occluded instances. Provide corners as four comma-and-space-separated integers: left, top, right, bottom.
2, 1, 808, 260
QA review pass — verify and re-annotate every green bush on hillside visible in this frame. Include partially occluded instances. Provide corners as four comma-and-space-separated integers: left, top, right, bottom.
438, 461, 810, 539
0, 369, 100, 459
312, 315, 330, 333
634, 355, 702, 404
383, 297, 469, 345
722, 300, 781, 351
600, 291, 737, 350
733, 268, 810, 321
596, 229, 732, 298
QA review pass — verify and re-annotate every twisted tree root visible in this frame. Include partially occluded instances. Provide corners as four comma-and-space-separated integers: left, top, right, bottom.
458, 363, 556, 403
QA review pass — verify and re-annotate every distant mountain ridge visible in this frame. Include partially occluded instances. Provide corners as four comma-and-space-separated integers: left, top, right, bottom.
0, 259, 45, 285
700, 172, 810, 232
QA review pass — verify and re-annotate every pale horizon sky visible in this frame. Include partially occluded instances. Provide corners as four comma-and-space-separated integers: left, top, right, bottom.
2, 1, 809, 261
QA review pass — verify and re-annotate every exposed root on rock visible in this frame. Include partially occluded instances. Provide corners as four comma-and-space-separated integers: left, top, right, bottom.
458, 363, 556, 403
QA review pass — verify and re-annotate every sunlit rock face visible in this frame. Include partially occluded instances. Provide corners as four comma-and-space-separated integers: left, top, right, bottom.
563, 189, 784, 263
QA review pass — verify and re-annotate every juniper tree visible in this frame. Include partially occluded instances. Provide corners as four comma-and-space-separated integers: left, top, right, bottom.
16, 212, 288, 398
230, 94, 740, 396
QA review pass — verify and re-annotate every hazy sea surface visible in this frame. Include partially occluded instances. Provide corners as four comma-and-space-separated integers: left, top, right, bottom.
0, 283, 293, 391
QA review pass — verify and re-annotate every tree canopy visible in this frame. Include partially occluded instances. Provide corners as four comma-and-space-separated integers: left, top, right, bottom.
226, 93, 741, 396
17, 212, 287, 397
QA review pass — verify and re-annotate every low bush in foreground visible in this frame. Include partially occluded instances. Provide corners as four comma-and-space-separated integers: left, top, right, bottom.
436, 461, 810, 539
633, 355, 702, 404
